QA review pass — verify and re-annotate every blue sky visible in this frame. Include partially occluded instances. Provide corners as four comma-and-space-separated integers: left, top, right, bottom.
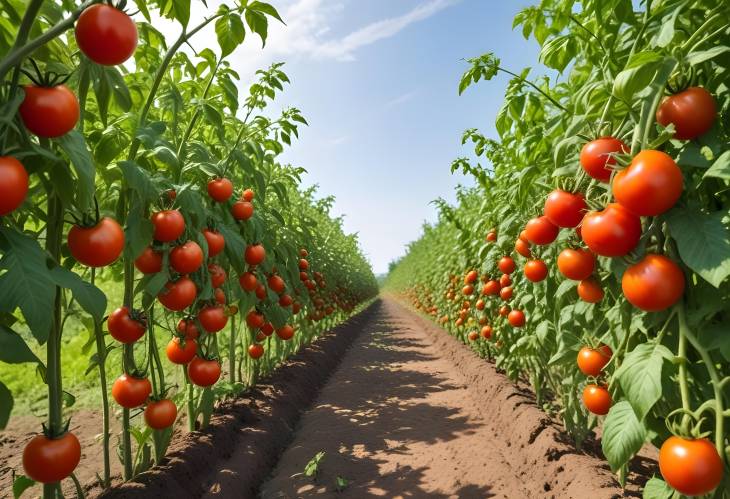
161, 0, 545, 274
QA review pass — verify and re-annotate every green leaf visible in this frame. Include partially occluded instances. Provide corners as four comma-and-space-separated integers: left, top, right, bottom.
0, 325, 42, 364
666, 207, 730, 288
602, 401, 647, 472
245, 9, 269, 47
12, 474, 35, 498
612, 52, 665, 102
119, 160, 158, 201
49, 266, 107, 323
57, 131, 96, 211
704, 150, 730, 180
615, 342, 673, 420
642, 477, 673, 499
124, 197, 155, 260
0, 380, 13, 430
215, 9, 246, 57
248, 1, 284, 23
686, 46, 730, 66
539, 35, 575, 73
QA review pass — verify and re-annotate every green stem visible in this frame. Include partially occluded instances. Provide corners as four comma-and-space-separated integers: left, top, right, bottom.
681, 11, 725, 53
90, 268, 111, 488
496, 66, 567, 112
228, 314, 237, 383
676, 305, 692, 432
185, 367, 196, 432
6, 0, 44, 89
121, 408, 133, 479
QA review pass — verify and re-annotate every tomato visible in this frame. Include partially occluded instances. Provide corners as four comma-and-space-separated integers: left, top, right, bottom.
578, 278, 604, 303
613, 150, 683, 217
22, 432, 81, 483
581, 203, 641, 257
198, 305, 228, 333
468, 331, 479, 341
483, 280, 501, 295
499, 274, 512, 287
279, 294, 293, 307
245, 244, 266, 266
268, 274, 286, 294
464, 270, 478, 284
255, 283, 267, 300
582, 384, 611, 415
144, 399, 177, 430
248, 344, 265, 359
659, 436, 724, 496
299, 271, 309, 281
656, 87, 716, 140
232, 200, 254, 221
214, 287, 227, 305
299, 258, 310, 270
134, 246, 162, 274
68, 217, 125, 267
524, 259, 548, 282
277, 325, 295, 340
19, 85, 79, 138
246, 310, 265, 329
207, 178, 233, 202
239, 271, 258, 291
209, 263, 226, 288
498, 256, 516, 274
622, 254, 684, 311
170, 241, 204, 274
486, 231, 497, 242
0, 157, 29, 215
176, 319, 199, 340
475, 299, 485, 310
579, 137, 628, 183
75, 4, 137, 65
577, 346, 612, 376
151, 210, 185, 242
108, 306, 146, 343
292, 302, 301, 314
515, 238, 531, 258
508, 309, 525, 327
203, 229, 225, 257
463, 284, 474, 295
166, 337, 197, 364
187, 357, 221, 387
481, 325, 492, 339
300, 248, 308, 257
261, 322, 274, 336
112, 373, 152, 408
158, 276, 197, 311
544, 190, 587, 228
557, 248, 595, 281
242, 189, 255, 202
524, 216, 559, 245
499, 286, 513, 300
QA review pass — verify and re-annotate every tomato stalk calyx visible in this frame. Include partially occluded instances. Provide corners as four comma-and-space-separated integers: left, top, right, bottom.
21, 58, 74, 87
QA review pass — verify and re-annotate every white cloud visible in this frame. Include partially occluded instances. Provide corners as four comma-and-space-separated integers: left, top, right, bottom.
384, 90, 418, 109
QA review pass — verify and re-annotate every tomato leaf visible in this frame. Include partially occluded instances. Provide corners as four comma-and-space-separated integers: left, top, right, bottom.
216, 7, 246, 57
0, 325, 42, 364
703, 150, 730, 180
601, 401, 647, 472
56, 131, 97, 212
48, 266, 107, 323
612, 52, 665, 102
12, 473, 34, 498
686, 46, 730, 66
641, 477, 674, 499
615, 342, 673, 421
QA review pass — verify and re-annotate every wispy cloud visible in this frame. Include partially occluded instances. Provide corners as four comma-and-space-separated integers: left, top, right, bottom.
326, 134, 350, 146
384, 90, 418, 109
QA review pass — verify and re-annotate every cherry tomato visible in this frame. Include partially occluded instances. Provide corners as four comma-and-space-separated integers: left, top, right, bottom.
166, 337, 197, 364
255, 283, 267, 300
499, 274, 512, 287
500, 286, 513, 300
176, 318, 199, 340
508, 309, 525, 327
245, 244, 266, 266
613, 150, 683, 216
198, 305, 228, 333
464, 270, 478, 284
583, 384, 611, 415
659, 436, 724, 496
299, 259, 309, 270
0, 156, 28, 215
151, 210, 185, 242
169, 241, 203, 274
214, 288, 226, 305
209, 263, 226, 288
22, 432, 81, 483
242, 189, 255, 202
158, 276, 197, 311
581, 203, 641, 257
144, 399, 177, 430
524, 259, 548, 282
580, 137, 628, 183
463, 284, 474, 296
475, 299, 485, 310
486, 231, 497, 242
544, 190, 587, 228
134, 246, 162, 274
515, 238, 531, 258
300, 248, 308, 257
656, 87, 716, 140
279, 294, 293, 307
112, 373, 151, 408
481, 325, 492, 339
232, 200, 254, 221
622, 254, 684, 311
524, 216, 559, 245
68, 217, 124, 267
261, 322, 274, 336
468, 331, 479, 341
277, 325, 295, 340
107, 306, 146, 343
248, 344, 265, 359
268, 274, 286, 294
75, 4, 137, 66
246, 310, 265, 329
20, 85, 79, 138
498, 256, 516, 274
577, 346, 612, 376
239, 271, 258, 291
578, 278, 604, 303
187, 357, 221, 387
203, 228, 225, 257
207, 178, 233, 202
482, 280, 501, 296
557, 248, 595, 280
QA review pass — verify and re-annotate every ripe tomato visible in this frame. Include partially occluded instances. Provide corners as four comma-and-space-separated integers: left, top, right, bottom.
500, 286, 513, 300
75, 4, 137, 66
579, 137, 628, 182
170, 241, 203, 274
659, 436, 723, 496
581, 203, 641, 257
198, 305, 228, 333
292, 302, 301, 314
299, 271, 309, 281
277, 325, 295, 340
158, 276, 197, 311
176, 318, 199, 339
299, 258, 310, 270
239, 271, 258, 291
207, 178, 233, 202
187, 357, 221, 387
20, 85, 79, 138
151, 210, 185, 242
557, 248, 595, 280
463, 284, 474, 295
515, 238, 531, 258
464, 270, 478, 284
577, 346, 612, 376
215, 287, 227, 305
583, 384, 611, 415
499, 274, 512, 287
232, 200, 254, 221
268, 274, 286, 294
578, 278, 604, 303
108, 306, 146, 343
0, 157, 29, 215
481, 325, 492, 339
524, 216, 559, 245
622, 254, 684, 311
248, 344, 265, 359
468, 331, 479, 341
524, 259, 548, 282
255, 283, 267, 300
242, 189, 255, 202
246, 310, 265, 329
144, 399, 177, 430
279, 294, 293, 307
166, 337, 197, 364
68, 217, 125, 267
508, 309, 525, 327
544, 190, 587, 228
475, 299, 485, 310
134, 246, 162, 274
498, 256, 516, 274
22, 432, 81, 483
482, 280, 501, 295
203, 228, 225, 257
245, 244, 266, 266
486, 230, 497, 242
112, 373, 151, 408
613, 150, 683, 217
209, 263, 226, 288
261, 322, 274, 336
656, 87, 716, 140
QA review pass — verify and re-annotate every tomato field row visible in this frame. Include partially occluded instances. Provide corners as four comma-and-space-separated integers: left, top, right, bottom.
385, 1, 730, 497
0, 1, 377, 497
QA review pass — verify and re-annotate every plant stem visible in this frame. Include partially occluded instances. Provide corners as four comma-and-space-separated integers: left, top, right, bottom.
496, 66, 567, 112
228, 314, 237, 382
90, 268, 111, 487
676, 304, 692, 432
121, 408, 133, 479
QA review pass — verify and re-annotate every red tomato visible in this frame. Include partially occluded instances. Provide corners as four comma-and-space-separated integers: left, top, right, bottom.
68, 217, 125, 267
557, 248, 595, 280
578, 278, 604, 303
656, 87, 716, 140
112, 373, 151, 408
203, 229, 225, 257
107, 306, 146, 343
292, 302, 301, 314
475, 299, 485, 310
246, 310, 265, 329
261, 322, 274, 336
498, 256, 516, 274
20, 85, 79, 138
158, 276, 197, 311
613, 150, 683, 216
279, 294, 293, 307
151, 210, 185, 242
170, 241, 204, 274
577, 346, 612, 376
75, 4, 137, 65
277, 325, 295, 340
482, 280, 501, 296
134, 246, 162, 274
176, 319, 199, 339
515, 238, 531, 258
500, 286, 513, 301
198, 305, 228, 333
464, 270, 478, 284
22, 432, 81, 483
524, 216, 559, 245
268, 274, 286, 294
239, 271, 258, 292
544, 190, 587, 228
166, 337, 197, 364
621, 254, 684, 311
579, 137, 628, 182
214, 288, 225, 304
508, 309, 525, 327
232, 200, 254, 221
242, 189, 255, 202
463, 284, 474, 296
481, 325, 492, 339
245, 244, 266, 266
144, 399, 177, 430
255, 283, 267, 300
468, 331, 479, 341
524, 259, 548, 282
209, 264, 226, 288
0, 157, 29, 215
300, 248, 308, 257
187, 357, 221, 387
499, 274, 512, 287
299, 258, 310, 270
659, 436, 724, 496
581, 204, 641, 257
583, 384, 611, 415
207, 178, 233, 202
248, 344, 264, 359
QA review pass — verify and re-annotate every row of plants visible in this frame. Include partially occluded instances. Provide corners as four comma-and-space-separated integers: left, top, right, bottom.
0, 1, 378, 497
385, 0, 729, 497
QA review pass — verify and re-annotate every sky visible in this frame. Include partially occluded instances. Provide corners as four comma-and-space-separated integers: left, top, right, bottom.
157, 0, 545, 274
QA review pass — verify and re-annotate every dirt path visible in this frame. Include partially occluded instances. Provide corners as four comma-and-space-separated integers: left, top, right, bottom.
259, 298, 638, 499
